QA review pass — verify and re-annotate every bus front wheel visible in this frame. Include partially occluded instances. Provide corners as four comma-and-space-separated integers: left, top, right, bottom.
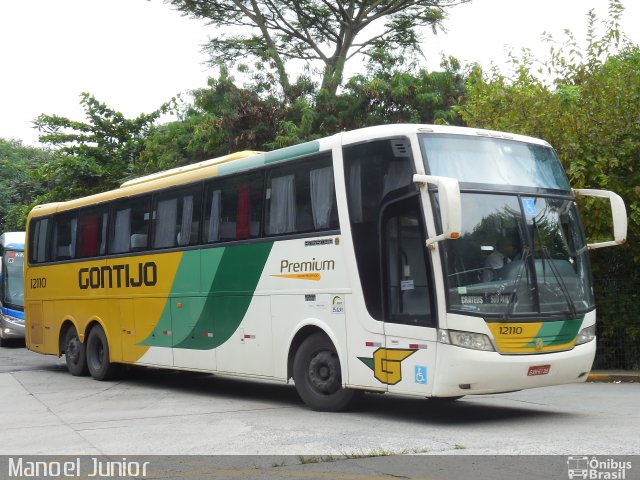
293, 332, 360, 412
86, 325, 119, 381
63, 326, 88, 376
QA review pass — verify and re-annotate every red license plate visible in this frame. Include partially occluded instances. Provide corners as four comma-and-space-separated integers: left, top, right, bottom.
527, 364, 551, 376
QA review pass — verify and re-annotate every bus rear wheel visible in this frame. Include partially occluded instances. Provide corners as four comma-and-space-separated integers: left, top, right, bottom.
64, 326, 88, 376
86, 325, 119, 381
293, 332, 359, 412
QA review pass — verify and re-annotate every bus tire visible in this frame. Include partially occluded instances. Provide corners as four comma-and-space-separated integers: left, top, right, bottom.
64, 326, 89, 376
293, 332, 359, 412
86, 325, 119, 381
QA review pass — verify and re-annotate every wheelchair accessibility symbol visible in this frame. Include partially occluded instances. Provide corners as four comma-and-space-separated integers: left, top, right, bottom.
415, 365, 427, 384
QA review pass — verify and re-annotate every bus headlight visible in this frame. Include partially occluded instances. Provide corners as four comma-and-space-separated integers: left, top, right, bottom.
575, 325, 596, 345
438, 329, 495, 352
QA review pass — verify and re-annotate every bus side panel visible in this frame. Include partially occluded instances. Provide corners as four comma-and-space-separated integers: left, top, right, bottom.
41, 301, 57, 353
115, 297, 136, 363
172, 296, 215, 371
26, 262, 87, 356
203, 243, 274, 376
343, 295, 387, 391
271, 293, 347, 382
215, 295, 273, 376
26, 301, 44, 350
114, 252, 183, 366
259, 237, 350, 382
135, 244, 274, 373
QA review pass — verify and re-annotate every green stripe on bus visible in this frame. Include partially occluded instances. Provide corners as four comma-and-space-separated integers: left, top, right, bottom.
139, 242, 273, 350
216, 154, 268, 176
173, 242, 273, 350
524, 318, 583, 347
263, 141, 320, 164
216, 141, 320, 176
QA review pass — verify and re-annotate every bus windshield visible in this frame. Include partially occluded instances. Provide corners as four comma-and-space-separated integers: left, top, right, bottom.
440, 193, 594, 318
2, 250, 24, 308
421, 133, 570, 189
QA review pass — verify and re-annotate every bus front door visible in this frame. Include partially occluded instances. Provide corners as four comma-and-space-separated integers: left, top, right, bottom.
381, 196, 437, 396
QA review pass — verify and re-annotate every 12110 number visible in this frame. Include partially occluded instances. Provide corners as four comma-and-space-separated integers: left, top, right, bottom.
30, 277, 47, 289
499, 326, 523, 335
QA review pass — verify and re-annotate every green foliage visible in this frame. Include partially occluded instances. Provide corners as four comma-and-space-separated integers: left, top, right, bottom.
338, 53, 467, 129
139, 68, 290, 171
0, 139, 52, 230
137, 56, 467, 163
34, 93, 174, 201
459, 0, 640, 363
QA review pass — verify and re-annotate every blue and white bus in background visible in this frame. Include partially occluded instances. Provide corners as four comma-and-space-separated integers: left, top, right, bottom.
1, 232, 25, 346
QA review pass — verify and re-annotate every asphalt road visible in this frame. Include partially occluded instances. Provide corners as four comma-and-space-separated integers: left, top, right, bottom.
1, 340, 638, 479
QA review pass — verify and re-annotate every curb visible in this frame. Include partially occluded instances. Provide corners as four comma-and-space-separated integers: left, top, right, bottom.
587, 372, 640, 383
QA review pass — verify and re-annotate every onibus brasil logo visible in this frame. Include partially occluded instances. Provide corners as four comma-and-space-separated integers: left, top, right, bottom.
567, 456, 632, 479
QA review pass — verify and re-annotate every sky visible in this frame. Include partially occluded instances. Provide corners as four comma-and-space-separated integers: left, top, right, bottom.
1, 0, 639, 147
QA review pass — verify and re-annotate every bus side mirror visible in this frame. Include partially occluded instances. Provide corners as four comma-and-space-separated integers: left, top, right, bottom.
573, 188, 627, 249
413, 174, 462, 247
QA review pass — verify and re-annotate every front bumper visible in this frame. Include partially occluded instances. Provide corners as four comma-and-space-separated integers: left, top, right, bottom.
0, 314, 25, 340
432, 339, 595, 397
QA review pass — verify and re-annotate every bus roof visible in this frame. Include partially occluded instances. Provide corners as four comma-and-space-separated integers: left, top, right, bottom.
28, 140, 321, 217
27, 124, 552, 218
120, 150, 262, 188
338, 123, 551, 148
0, 232, 25, 250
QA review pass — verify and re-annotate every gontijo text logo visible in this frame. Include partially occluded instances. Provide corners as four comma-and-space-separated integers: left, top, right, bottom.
567, 456, 632, 479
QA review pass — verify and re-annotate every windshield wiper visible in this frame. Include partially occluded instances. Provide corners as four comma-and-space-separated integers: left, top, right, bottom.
532, 219, 579, 319
540, 245, 579, 319
502, 245, 530, 322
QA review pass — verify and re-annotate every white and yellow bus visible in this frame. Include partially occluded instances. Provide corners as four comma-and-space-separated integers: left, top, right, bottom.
24, 124, 627, 411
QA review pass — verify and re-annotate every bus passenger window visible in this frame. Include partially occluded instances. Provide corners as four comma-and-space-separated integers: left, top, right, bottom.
265, 155, 336, 236
78, 208, 108, 258
153, 186, 202, 249
309, 165, 337, 230
267, 174, 296, 234
29, 218, 50, 264
51, 212, 78, 261
110, 197, 151, 253
154, 198, 178, 248
204, 173, 263, 243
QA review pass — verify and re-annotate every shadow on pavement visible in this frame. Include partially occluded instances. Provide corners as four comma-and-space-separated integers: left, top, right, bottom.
39, 363, 574, 425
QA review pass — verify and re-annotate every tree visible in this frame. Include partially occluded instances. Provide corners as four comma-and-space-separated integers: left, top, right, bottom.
34, 93, 174, 201
337, 52, 467, 128
165, 0, 470, 99
138, 54, 468, 164
139, 68, 289, 172
0, 139, 52, 230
